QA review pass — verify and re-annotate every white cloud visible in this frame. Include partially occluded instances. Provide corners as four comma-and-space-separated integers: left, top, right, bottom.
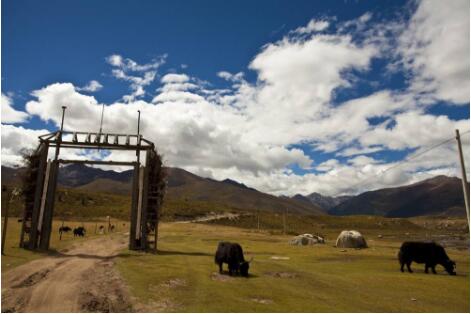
77, 80, 103, 92
161, 73, 190, 84
1, 94, 29, 124
1, 124, 48, 165
293, 19, 329, 34
107, 54, 166, 102
3, 9, 469, 197
398, 0, 470, 104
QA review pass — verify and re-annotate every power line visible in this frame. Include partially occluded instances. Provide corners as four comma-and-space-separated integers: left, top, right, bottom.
348, 130, 470, 193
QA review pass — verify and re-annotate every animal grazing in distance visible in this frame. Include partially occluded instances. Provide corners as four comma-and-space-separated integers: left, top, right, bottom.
59, 226, 72, 233
110, 225, 115, 232
73, 227, 86, 237
215, 242, 252, 277
398, 241, 456, 275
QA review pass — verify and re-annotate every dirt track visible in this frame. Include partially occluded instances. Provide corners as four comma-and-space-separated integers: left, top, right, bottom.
1, 235, 133, 313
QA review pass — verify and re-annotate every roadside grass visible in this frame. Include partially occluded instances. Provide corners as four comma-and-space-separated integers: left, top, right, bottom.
1, 217, 127, 272
116, 222, 470, 312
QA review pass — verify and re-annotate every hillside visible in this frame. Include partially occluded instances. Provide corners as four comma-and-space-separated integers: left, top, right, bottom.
1, 165, 324, 216
329, 175, 467, 217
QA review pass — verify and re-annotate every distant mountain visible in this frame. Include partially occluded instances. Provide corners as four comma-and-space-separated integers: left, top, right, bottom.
2, 164, 324, 216
329, 175, 467, 217
305, 192, 353, 211
285, 192, 352, 212
58, 163, 132, 187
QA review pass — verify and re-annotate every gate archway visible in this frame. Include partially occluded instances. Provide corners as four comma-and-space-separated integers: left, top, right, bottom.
19, 129, 165, 252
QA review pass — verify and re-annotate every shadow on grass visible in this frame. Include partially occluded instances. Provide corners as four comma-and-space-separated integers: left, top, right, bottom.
156, 249, 212, 256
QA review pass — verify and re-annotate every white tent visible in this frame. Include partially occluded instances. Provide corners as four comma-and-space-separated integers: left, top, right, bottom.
335, 230, 367, 248
289, 233, 325, 246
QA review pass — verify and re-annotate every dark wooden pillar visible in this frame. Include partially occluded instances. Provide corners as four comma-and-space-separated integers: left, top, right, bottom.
26, 143, 49, 249
139, 165, 150, 250
39, 160, 59, 250
129, 162, 140, 250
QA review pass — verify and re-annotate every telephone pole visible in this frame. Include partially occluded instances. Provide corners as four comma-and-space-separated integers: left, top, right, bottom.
455, 129, 470, 227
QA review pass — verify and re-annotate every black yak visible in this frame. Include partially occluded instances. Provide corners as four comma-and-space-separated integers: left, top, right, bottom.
59, 226, 71, 234
214, 242, 251, 276
398, 241, 456, 275
73, 227, 86, 237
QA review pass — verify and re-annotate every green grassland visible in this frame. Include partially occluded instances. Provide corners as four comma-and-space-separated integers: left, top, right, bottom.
2, 188, 470, 312
1, 217, 127, 272
4, 187, 236, 222
116, 222, 470, 312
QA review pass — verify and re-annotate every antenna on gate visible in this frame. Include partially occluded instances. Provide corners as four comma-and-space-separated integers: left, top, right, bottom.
136, 110, 141, 164
99, 103, 105, 134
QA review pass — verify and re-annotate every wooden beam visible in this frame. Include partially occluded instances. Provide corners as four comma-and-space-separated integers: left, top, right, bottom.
58, 159, 137, 166
49, 142, 153, 151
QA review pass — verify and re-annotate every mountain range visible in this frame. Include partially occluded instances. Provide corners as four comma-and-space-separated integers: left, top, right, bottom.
328, 175, 467, 217
1, 164, 467, 217
1, 164, 324, 215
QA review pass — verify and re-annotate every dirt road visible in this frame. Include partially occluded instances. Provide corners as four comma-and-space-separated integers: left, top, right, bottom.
1, 235, 133, 312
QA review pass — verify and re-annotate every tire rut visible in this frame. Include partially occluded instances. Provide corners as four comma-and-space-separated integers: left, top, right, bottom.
1, 235, 133, 312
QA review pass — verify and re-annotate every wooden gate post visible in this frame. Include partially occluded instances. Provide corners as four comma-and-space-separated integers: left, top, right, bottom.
26, 143, 49, 249
39, 160, 59, 250
129, 162, 140, 250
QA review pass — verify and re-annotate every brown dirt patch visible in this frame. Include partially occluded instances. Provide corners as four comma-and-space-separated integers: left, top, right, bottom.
210, 272, 235, 282
265, 271, 298, 278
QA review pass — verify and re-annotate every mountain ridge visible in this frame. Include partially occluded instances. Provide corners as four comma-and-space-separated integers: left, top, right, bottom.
1, 164, 324, 216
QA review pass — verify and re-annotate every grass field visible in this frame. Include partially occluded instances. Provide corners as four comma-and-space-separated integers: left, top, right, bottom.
115, 222, 470, 312
1, 217, 127, 272
2, 213, 469, 312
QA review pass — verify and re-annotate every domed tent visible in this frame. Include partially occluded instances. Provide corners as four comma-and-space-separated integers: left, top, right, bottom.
289, 234, 325, 246
336, 230, 367, 248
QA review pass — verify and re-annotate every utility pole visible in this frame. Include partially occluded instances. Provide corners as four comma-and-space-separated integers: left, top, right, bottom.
2, 186, 10, 255
455, 129, 470, 227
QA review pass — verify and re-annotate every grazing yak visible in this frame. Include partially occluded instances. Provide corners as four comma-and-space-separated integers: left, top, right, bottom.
215, 242, 252, 277
59, 226, 72, 233
398, 241, 456, 275
73, 227, 86, 237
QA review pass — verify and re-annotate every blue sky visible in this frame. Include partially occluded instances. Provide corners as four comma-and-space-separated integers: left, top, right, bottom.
1, 0, 470, 196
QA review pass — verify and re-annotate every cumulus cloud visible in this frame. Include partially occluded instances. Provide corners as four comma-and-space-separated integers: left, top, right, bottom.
106, 54, 166, 102
398, 0, 470, 104
3, 6, 469, 196
293, 19, 329, 34
1, 94, 29, 124
1, 124, 48, 165
77, 80, 103, 92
